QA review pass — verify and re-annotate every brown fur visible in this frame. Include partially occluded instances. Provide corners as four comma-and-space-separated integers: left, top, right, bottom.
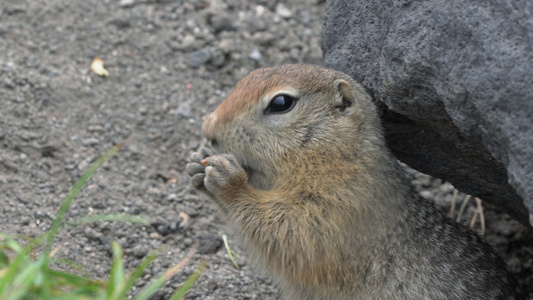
187, 64, 524, 299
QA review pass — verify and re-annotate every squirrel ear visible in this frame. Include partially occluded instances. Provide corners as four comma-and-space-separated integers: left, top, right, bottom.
332, 79, 356, 115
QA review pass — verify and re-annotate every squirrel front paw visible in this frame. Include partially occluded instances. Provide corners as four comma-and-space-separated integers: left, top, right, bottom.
186, 148, 248, 201
203, 153, 248, 200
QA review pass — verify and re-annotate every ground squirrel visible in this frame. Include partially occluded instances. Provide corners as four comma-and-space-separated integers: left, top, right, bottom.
186, 64, 524, 299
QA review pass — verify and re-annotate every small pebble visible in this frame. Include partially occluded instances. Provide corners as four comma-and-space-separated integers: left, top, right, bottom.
275, 3, 292, 19
133, 244, 149, 258
249, 49, 262, 61
210, 14, 234, 33
175, 103, 192, 117
119, 0, 134, 7
82, 138, 99, 146
187, 49, 212, 68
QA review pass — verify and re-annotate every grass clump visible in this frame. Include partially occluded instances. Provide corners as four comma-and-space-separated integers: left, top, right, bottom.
0, 144, 204, 300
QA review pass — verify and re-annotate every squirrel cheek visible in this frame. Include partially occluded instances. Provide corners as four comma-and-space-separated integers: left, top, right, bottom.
202, 112, 219, 144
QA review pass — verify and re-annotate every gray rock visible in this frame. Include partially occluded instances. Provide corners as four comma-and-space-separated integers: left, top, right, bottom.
82, 138, 99, 147
4, 3, 27, 15
218, 38, 236, 54
209, 14, 234, 33
252, 32, 276, 46
241, 14, 267, 33
108, 14, 131, 28
209, 48, 226, 67
187, 48, 212, 68
172, 34, 196, 52
322, 0, 533, 226
197, 234, 222, 255
132, 244, 149, 258
166, 193, 180, 202
175, 103, 192, 117
289, 47, 300, 59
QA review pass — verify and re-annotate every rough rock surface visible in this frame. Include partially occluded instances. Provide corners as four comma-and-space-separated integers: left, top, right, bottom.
322, 1, 533, 226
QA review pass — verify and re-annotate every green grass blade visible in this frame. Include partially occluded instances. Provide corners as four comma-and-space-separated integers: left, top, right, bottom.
132, 245, 198, 300
170, 261, 206, 300
132, 275, 167, 300
3, 253, 48, 300
107, 242, 125, 298
222, 234, 239, 269
0, 233, 23, 252
108, 249, 160, 300
47, 268, 106, 299
0, 237, 36, 295
45, 143, 123, 255
47, 269, 104, 289
0, 250, 8, 267
39, 259, 51, 300
49, 258, 93, 279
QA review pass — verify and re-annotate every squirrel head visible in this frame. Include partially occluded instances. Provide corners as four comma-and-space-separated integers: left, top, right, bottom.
202, 64, 383, 190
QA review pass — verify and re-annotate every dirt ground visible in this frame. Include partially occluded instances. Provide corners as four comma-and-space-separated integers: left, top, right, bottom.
1, 0, 531, 299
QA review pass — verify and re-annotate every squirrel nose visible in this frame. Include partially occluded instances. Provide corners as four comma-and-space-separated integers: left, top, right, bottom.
202, 112, 219, 147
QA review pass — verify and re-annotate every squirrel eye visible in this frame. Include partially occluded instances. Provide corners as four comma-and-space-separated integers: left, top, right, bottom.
265, 95, 297, 114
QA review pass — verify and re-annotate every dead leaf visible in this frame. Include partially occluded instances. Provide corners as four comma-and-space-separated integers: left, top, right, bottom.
91, 57, 109, 77
179, 212, 190, 226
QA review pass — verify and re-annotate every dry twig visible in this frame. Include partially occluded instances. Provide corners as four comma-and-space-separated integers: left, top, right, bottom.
450, 189, 459, 219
